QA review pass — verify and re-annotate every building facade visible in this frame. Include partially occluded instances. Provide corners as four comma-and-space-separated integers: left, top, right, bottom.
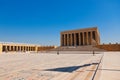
0, 42, 55, 53
60, 27, 100, 46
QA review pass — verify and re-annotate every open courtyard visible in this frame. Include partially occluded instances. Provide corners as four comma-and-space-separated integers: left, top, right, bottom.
0, 51, 120, 80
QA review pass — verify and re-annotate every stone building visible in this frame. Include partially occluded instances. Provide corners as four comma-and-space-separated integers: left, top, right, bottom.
0, 42, 55, 53
60, 27, 100, 46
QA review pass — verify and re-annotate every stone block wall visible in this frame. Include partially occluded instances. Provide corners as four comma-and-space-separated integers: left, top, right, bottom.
96, 44, 120, 51
37, 46, 55, 52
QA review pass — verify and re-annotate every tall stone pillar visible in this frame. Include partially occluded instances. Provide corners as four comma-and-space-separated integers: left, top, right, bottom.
0, 45, 2, 53
60, 34, 62, 46
70, 34, 72, 46
74, 33, 76, 46
69, 34, 71, 46
64, 34, 66, 46
35, 46, 38, 52
61, 34, 64, 46
86, 32, 89, 45
82, 32, 85, 45
30, 46, 32, 51
7, 46, 9, 51
23, 46, 25, 52
16, 46, 18, 51
13, 46, 15, 51
79, 33, 81, 46
95, 31, 98, 45
5, 46, 8, 52
90, 32, 93, 45
21, 46, 23, 51
29, 47, 30, 51
71, 34, 73, 46
10, 45, 13, 51
9, 46, 11, 51
67, 34, 69, 46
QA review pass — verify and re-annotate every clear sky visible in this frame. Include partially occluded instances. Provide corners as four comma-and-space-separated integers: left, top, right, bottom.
0, 0, 120, 46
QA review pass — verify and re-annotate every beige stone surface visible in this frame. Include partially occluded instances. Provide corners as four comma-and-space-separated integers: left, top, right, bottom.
96, 44, 120, 51
0, 42, 55, 53
100, 52, 120, 80
1, 51, 119, 80
60, 27, 100, 46
0, 52, 102, 80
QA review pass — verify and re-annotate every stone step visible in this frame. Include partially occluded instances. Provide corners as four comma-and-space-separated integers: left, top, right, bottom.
50, 45, 105, 51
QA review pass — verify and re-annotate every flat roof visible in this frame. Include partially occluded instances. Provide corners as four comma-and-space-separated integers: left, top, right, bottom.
0, 42, 39, 46
61, 27, 98, 33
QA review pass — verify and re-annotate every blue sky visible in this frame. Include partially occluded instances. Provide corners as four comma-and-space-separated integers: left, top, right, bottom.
0, 0, 120, 46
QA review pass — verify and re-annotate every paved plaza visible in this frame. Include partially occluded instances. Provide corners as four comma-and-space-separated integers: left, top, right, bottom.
100, 52, 120, 80
0, 51, 119, 80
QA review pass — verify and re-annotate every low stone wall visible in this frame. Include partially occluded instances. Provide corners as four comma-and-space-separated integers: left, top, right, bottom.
0, 43, 56, 53
37, 46, 55, 51
96, 44, 120, 51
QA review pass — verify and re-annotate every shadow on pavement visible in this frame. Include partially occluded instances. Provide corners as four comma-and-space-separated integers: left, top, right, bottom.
44, 63, 98, 73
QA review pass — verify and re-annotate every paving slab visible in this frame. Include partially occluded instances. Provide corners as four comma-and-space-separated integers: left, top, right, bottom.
100, 52, 120, 80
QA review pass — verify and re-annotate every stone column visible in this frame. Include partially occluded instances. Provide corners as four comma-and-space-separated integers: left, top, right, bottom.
30, 46, 32, 51
9, 46, 11, 51
69, 34, 71, 46
11, 46, 13, 51
74, 33, 76, 46
67, 34, 69, 46
95, 31, 98, 45
23, 46, 25, 52
0, 45, 3, 53
5, 46, 7, 52
60, 34, 62, 46
71, 34, 73, 46
28, 47, 30, 51
61, 34, 64, 46
8, 45, 10, 51
90, 32, 93, 45
82, 32, 85, 45
16, 46, 18, 51
64, 34, 66, 46
26, 46, 27, 51
86, 32, 89, 45
30, 47, 31, 51
63, 35, 65, 46
70, 34, 72, 46
26, 46, 28, 51
13, 46, 14, 51
79, 33, 81, 46
18, 45, 20, 51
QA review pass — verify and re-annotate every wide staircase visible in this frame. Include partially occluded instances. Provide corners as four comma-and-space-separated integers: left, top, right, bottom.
50, 45, 105, 51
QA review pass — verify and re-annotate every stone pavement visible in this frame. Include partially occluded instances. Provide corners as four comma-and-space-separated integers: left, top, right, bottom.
99, 52, 120, 80
1, 51, 120, 80
0, 52, 103, 80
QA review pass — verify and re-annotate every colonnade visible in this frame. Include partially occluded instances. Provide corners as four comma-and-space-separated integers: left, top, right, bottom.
61, 31, 99, 46
2, 45, 36, 52
1, 45, 56, 52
